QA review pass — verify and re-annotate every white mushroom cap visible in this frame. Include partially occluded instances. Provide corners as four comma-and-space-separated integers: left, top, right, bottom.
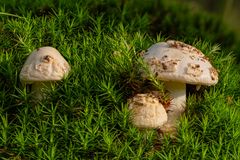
143, 40, 218, 85
20, 46, 70, 83
128, 93, 168, 128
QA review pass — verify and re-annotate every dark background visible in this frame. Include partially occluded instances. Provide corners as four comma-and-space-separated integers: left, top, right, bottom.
180, 0, 240, 38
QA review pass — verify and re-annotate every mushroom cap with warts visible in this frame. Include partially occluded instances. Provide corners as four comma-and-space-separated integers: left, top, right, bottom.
128, 93, 168, 128
143, 40, 218, 85
20, 46, 70, 84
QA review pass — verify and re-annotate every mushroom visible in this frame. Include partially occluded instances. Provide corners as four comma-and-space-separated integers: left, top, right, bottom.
128, 93, 168, 128
19, 46, 71, 101
143, 40, 218, 133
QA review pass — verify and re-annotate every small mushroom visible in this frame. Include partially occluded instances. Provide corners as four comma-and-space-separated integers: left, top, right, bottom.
128, 93, 168, 129
143, 40, 218, 134
19, 46, 70, 101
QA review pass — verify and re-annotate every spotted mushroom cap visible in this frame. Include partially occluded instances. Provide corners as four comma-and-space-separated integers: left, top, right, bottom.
143, 40, 218, 85
128, 93, 168, 128
20, 46, 70, 83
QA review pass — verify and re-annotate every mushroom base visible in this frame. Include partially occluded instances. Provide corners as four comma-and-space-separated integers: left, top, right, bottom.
160, 81, 186, 135
31, 82, 53, 101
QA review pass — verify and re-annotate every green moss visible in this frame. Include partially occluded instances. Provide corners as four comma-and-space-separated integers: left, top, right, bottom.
0, 0, 239, 159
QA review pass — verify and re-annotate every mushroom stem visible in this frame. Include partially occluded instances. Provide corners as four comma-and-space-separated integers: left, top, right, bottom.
31, 82, 52, 101
160, 81, 186, 134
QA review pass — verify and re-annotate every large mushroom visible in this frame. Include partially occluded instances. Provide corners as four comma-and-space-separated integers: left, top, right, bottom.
128, 93, 168, 129
143, 40, 218, 133
20, 46, 70, 101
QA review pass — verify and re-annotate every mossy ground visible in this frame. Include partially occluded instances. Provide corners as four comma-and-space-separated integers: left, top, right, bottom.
0, 0, 240, 159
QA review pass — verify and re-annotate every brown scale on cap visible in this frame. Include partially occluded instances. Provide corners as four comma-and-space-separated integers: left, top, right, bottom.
189, 55, 196, 60
161, 55, 169, 61
167, 40, 191, 49
160, 55, 180, 72
167, 40, 204, 56
42, 55, 53, 63
129, 93, 158, 105
167, 40, 185, 49
131, 101, 144, 106
202, 56, 209, 62
129, 92, 171, 111
186, 63, 203, 77
148, 57, 180, 73
161, 60, 179, 72
189, 55, 208, 63
148, 57, 159, 66
209, 67, 218, 81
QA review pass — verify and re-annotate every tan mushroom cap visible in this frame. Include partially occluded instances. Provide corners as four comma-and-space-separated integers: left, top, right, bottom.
20, 46, 70, 83
143, 40, 218, 85
128, 93, 168, 128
